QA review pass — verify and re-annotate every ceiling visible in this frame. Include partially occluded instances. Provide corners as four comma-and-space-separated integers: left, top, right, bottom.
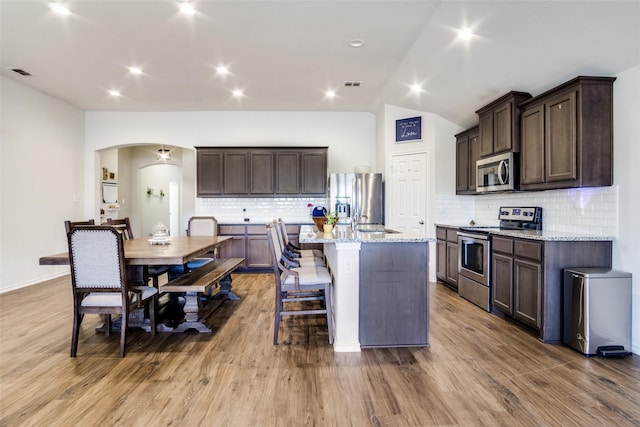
1, 1, 639, 128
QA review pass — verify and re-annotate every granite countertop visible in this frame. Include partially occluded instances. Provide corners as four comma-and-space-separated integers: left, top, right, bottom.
437, 223, 614, 242
299, 225, 434, 244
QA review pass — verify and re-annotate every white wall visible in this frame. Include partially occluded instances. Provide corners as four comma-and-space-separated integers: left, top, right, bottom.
612, 64, 640, 355
0, 76, 85, 291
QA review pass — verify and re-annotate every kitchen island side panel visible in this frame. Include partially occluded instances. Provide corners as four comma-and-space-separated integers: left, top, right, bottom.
359, 242, 429, 347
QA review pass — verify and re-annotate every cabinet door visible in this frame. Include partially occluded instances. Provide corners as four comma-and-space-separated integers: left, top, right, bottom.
456, 135, 469, 193
250, 152, 274, 194
301, 151, 327, 194
492, 252, 514, 315
521, 104, 545, 185
275, 152, 300, 194
493, 101, 513, 153
514, 258, 542, 328
223, 152, 249, 194
246, 236, 271, 268
436, 239, 447, 281
218, 236, 246, 264
197, 150, 223, 196
545, 90, 577, 183
479, 111, 494, 156
468, 131, 480, 191
446, 242, 459, 287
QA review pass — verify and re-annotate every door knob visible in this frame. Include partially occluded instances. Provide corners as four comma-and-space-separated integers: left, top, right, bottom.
419, 220, 424, 224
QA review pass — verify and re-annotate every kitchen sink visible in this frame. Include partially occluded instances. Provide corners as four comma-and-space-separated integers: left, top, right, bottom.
356, 227, 401, 234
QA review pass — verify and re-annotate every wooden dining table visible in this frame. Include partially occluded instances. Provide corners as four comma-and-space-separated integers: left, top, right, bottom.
40, 235, 234, 332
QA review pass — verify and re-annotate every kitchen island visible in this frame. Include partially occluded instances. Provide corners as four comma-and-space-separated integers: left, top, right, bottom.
299, 225, 434, 352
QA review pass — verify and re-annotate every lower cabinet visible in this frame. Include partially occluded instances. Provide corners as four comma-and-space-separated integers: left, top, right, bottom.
436, 226, 458, 290
218, 223, 315, 271
359, 242, 429, 347
491, 235, 612, 342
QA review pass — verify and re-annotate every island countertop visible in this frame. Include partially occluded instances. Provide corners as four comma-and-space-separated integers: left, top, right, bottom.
299, 225, 435, 244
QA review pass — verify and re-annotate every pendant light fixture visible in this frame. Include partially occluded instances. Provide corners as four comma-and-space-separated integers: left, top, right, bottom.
157, 145, 171, 161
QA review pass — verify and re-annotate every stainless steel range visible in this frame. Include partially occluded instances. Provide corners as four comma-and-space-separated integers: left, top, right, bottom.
457, 207, 543, 311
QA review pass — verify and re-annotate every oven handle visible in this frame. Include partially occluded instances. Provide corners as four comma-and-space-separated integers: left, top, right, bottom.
457, 231, 490, 241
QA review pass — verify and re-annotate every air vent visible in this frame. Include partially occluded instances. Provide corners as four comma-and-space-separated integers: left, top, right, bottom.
344, 81, 361, 87
9, 68, 31, 77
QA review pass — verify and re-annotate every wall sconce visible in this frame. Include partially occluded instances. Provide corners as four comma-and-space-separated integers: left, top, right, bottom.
157, 146, 171, 161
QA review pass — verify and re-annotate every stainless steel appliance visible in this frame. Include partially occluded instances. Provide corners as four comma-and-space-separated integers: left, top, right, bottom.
328, 173, 384, 225
476, 152, 517, 193
458, 206, 543, 311
563, 268, 632, 356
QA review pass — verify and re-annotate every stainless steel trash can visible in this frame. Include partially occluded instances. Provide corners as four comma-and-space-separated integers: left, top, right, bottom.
563, 268, 632, 356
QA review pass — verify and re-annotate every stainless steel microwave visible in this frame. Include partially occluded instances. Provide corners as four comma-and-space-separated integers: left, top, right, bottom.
476, 152, 516, 193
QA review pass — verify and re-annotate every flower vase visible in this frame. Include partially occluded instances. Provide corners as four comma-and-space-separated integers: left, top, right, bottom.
323, 224, 334, 233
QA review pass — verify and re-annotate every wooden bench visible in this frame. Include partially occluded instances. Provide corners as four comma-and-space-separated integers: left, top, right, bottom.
160, 257, 244, 333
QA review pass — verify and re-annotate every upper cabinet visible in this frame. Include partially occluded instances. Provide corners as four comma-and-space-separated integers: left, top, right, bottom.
455, 126, 479, 195
519, 76, 615, 191
476, 92, 532, 157
196, 147, 327, 197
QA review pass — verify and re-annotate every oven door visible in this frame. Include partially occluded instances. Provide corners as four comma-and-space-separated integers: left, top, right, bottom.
457, 232, 490, 286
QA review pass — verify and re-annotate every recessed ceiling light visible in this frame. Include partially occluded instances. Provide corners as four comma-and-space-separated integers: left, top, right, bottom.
50, 3, 70, 15
179, 3, 196, 15
349, 39, 364, 48
216, 66, 229, 76
410, 84, 423, 94
128, 66, 143, 75
108, 90, 121, 97
325, 90, 337, 99
232, 89, 244, 98
458, 28, 473, 41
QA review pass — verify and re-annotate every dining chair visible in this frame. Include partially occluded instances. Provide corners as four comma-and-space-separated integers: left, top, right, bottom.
64, 219, 95, 234
67, 226, 157, 357
271, 220, 324, 268
168, 216, 217, 280
106, 217, 170, 288
276, 218, 323, 259
266, 222, 333, 345
106, 217, 134, 240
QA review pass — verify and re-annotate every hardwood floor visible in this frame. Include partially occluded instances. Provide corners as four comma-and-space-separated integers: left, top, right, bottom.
1, 274, 638, 426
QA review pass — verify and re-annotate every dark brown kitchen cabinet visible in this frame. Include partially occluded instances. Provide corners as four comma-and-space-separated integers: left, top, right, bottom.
196, 147, 327, 197
223, 151, 249, 194
196, 150, 223, 196
491, 235, 612, 343
436, 226, 458, 290
218, 223, 311, 271
491, 236, 514, 315
476, 92, 531, 157
250, 151, 274, 194
455, 126, 479, 194
519, 76, 615, 191
275, 152, 300, 194
301, 150, 327, 194
246, 225, 271, 268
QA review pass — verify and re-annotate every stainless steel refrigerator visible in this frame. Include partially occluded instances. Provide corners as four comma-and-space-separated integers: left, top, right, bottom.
328, 173, 384, 225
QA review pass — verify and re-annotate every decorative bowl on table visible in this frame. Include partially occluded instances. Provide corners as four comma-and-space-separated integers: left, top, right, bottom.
312, 216, 327, 232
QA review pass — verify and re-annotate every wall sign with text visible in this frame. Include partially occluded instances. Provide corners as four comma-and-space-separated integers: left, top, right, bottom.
395, 116, 422, 142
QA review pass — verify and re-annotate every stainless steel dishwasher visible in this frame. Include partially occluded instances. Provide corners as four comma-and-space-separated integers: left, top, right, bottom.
563, 268, 632, 356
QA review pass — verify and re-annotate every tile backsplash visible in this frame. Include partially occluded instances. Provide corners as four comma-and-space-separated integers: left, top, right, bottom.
196, 197, 327, 224
436, 185, 618, 237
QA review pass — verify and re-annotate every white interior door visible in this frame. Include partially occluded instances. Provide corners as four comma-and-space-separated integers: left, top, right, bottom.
389, 152, 428, 235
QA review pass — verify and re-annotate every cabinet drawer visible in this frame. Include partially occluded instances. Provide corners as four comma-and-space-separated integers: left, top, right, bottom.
446, 229, 458, 243
436, 227, 447, 240
246, 225, 267, 235
219, 225, 245, 235
492, 236, 513, 255
514, 240, 543, 261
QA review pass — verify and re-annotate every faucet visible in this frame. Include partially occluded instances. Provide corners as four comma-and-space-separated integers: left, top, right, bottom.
351, 211, 360, 231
